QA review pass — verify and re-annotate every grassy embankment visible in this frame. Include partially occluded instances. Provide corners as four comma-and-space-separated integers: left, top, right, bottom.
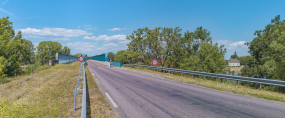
228, 66, 244, 74
123, 66, 285, 103
0, 62, 115, 118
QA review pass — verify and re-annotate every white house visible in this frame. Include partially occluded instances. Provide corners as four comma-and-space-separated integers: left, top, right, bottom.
228, 58, 240, 66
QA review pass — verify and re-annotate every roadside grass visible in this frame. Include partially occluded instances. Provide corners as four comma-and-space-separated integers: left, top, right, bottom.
0, 62, 115, 118
122, 66, 285, 103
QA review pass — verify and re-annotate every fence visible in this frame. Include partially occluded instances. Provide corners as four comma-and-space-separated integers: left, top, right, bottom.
73, 62, 87, 117
123, 64, 285, 90
112, 62, 122, 67
56, 53, 78, 64
89, 54, 108, 62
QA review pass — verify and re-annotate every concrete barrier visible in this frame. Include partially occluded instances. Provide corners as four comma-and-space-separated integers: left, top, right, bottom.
89, 60, 110, 67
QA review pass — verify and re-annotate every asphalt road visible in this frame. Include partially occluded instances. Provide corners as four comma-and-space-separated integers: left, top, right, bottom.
87, 60, 285, 118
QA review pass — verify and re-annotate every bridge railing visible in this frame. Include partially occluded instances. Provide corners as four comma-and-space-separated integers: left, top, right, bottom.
56, 53, 78, 64
123, 64, 285, 90
112, 62, 122, 67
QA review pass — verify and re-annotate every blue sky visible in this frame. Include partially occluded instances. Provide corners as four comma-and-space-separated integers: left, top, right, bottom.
1, 0, 285, 60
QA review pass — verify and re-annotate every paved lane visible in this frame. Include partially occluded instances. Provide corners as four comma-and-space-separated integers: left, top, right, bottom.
87, 60, 285, 118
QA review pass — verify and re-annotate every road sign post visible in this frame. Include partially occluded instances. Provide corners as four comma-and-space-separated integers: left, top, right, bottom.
152, 59, 158, 66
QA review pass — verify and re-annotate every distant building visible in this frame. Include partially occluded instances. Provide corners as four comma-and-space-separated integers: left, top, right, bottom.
228, 58, 240, 66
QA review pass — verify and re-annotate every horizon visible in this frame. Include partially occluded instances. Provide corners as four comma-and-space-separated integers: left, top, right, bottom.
1, 0, 285, 60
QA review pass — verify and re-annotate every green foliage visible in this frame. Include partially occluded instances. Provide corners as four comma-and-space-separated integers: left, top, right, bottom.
179, 42, 227, 74
239, 56, 252, 65
70, 53, 80, 58
0, 17, 35, 77
126, 26, 227, 74
107, 52, 115, 61
84, 54, 89, 60
36, 41, 63, 64
0, 56, 7, 79
230, 51, 239, 59
240, 15, 285, 93
62, 46, 71, 55
114, 50, 127, 63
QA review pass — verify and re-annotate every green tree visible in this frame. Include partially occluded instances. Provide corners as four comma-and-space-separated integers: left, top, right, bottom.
107, 52, 115, 61
239, 15, 285, 92
84, 54, 89, 60
36, 41, 63, 64
179, 42, 227, 74
62, 46, 71, 55
0, 17, 35, 77
0, 56, 7, 80
114, 50, 127, 64
230, 51, 239, 59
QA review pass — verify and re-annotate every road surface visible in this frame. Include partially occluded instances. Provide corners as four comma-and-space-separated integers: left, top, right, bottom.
87, 60, 285, 118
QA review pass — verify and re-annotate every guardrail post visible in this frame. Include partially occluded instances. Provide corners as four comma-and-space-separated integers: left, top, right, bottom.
219, 78, 221, 83
192, 74, 193, 78
237, 81, 239, 86
181, 73, 182, 76
260, 84, 262, 90
204, 76, 205, 80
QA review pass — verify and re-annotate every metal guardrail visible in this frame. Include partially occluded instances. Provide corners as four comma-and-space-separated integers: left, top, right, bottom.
74, 62, 87, 118
123, 64, 285, 90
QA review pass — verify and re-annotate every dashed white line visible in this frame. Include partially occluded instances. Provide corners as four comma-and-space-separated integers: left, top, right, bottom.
105, 93, 118, 108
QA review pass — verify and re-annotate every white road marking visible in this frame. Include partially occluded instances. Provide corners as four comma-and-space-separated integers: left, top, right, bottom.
105, 93, 118, 108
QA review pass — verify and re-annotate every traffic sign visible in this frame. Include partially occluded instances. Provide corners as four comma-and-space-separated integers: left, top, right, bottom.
152, 59, 158, 66
78, 56, 84, 62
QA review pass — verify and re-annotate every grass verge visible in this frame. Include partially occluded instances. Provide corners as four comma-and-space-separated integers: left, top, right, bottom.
123, 66, 285, 103
0, 62, 115, 118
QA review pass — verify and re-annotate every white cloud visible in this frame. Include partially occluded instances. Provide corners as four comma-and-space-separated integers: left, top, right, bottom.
84, 34, 126, 41
108, 28, 121, 31
123, 28, 127, 30
83, 25, 92, 27
52, 38, 70, 41
97, 47, 106, 50
67, 42, 95, 52
229, 41, 246, 47
77, 26, 80, 28
84, 36, 96, 39
0, 7, 17, 18
103, 43, 117, 47
118, 40, 131, 44
84, 28, 92, 30
24, 35, 44, 39
18, 27, 93, 38
214, 40, 249, 59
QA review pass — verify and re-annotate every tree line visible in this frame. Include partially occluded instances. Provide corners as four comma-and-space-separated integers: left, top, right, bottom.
109, 26, 229, 74
0, 17, 72, 81
108, 15, 285, 93
239, 15, 285, 92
